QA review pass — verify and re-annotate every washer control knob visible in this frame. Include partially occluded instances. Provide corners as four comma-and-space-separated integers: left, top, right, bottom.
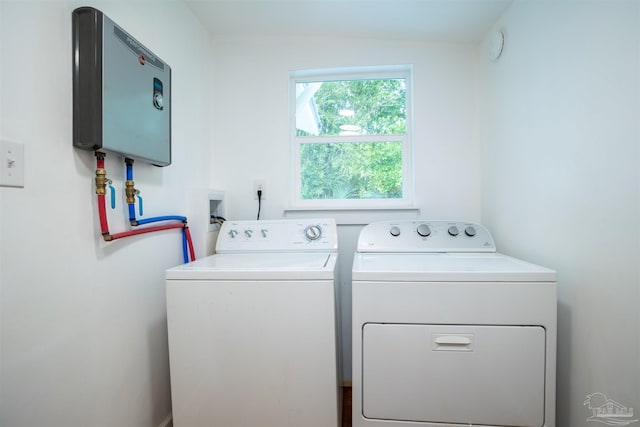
389, 226, 401, 237
228, 229, 238, 238
244, 229, 253, 238
417, 224, 431, 237
465, 226, 477, 237
261, 229, 268, 238
448, 226, 459, 236
304, 225, 322, 241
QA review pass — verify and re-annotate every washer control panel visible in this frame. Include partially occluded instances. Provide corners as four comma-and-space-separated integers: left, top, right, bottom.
357, 220, 496, 253
216, 218, 337, 253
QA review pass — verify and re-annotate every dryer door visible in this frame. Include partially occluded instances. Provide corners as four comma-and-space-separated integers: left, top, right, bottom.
362, 323, 545, 427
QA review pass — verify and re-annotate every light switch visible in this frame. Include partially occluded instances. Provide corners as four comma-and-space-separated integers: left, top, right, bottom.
0, 140, 25, 188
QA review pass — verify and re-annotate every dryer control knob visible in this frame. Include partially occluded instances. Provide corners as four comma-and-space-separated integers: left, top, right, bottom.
448, 226, 459, 236
465, 226, 477, 237
417, 224, 431, 237
244, 229, 253, 238
228, 229, 238, 238
305, 225, 322, 241
389, 226, 401, 237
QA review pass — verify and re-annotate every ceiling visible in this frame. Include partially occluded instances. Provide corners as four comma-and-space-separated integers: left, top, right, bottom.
185, 0, 513, 43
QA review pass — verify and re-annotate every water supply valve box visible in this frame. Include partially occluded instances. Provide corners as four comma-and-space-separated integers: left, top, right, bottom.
72, 7, 171, 166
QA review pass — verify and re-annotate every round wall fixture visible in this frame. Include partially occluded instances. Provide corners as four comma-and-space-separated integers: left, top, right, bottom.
488, 30, 505, 62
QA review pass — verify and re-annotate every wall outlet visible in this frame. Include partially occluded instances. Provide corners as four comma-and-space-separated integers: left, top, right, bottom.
254, 180, 265, 199
0, 140, 25, 188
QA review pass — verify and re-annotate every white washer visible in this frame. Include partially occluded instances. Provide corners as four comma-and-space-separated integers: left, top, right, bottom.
352, 220, 556, 427
166, 218, 341, 427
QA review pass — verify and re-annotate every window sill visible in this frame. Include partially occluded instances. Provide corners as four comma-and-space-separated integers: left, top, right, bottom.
283, 206, 421, 225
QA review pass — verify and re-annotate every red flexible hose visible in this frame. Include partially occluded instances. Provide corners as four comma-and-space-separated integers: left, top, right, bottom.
97, 194, 109, 235
109, 223, 185, 241
185, 227, 196, 261
96, 157, 109, 235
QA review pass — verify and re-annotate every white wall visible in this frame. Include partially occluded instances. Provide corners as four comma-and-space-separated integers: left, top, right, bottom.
210, 35, 481, 222
478, 0, 640, 425
0, 1, 211, 426
209, 35, 482, 380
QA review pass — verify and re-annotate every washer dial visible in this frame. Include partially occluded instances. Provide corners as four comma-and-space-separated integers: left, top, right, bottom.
304, 225, 322, 241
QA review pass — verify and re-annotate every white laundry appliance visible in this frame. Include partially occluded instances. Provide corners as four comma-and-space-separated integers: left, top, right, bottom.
352, 220, 556, 427
166, 218, 341, 427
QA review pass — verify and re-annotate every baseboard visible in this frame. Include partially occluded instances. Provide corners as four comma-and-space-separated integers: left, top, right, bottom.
158, 413, 172, 427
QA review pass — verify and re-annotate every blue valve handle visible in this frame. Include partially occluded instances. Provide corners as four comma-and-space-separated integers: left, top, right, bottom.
109, 184, 116, 209
137, 195, 144, 217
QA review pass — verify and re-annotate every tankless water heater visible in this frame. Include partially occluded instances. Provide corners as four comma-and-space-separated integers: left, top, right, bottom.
73, 7, 171, 166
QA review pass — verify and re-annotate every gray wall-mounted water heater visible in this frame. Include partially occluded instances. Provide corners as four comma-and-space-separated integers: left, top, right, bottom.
73, 7, 171, 166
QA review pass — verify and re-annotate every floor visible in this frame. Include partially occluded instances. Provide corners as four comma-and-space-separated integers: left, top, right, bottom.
342, 387, 352, 427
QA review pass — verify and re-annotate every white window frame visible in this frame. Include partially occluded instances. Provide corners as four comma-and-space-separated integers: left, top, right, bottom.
289, 65, 414, 210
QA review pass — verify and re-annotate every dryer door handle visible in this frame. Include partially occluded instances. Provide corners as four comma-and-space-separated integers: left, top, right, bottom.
432, 334, 474, 352
434, 336, 471, 345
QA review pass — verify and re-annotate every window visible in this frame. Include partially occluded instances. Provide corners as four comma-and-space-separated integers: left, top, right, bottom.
290, 66, 413, 208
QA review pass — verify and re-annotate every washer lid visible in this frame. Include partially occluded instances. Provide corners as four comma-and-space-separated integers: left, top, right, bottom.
352, 252, 555, 282
166, 252, 337, 280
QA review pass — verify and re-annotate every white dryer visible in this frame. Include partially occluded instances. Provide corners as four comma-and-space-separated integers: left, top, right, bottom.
352, 220, 556, 427
166, 219, 341, 427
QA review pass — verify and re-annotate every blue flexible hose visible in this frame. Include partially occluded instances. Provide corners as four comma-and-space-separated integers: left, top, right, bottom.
135, 215, 187, 225
128, 204, 136, 221
182, 228, 189, 263
126, 159, 190, 262
126, 162, 136, 220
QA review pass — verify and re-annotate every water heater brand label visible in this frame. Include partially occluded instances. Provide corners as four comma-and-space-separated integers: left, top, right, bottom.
112, 25, 165, 71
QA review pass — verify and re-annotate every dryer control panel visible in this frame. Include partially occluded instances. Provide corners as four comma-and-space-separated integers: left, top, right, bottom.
357, 220, 496, 253
216, 218, 337, 253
